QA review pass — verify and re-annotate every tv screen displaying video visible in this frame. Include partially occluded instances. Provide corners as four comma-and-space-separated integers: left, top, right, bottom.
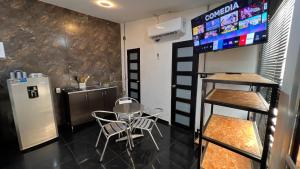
191, 0, 269, 53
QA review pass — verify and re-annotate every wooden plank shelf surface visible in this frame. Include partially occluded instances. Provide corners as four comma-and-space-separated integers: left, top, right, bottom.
204, 73, 277, 87
202, 143, 253, 169
204, 115, 262, 159
205, 89, 269, 114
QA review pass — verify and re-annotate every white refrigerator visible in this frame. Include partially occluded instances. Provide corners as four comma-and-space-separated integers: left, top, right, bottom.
7, 76, 58, 150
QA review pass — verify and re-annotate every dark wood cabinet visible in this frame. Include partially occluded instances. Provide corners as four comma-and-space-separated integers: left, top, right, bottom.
104, 88, 117, 111
88, 90, 105, 113
68, 92, 89, 126
62, 87, 117, 130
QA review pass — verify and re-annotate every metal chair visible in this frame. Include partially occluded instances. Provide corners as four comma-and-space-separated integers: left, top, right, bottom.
131, 108, 163, 151
92, 111, 131, 162
115, 97, 141, 121
115, 97, 139, 105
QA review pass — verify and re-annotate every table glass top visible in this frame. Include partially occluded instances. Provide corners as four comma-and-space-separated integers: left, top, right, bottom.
113, 102, 144, 114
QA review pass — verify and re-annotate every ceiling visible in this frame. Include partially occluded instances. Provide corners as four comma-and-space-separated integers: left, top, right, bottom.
40, 0, 224, 23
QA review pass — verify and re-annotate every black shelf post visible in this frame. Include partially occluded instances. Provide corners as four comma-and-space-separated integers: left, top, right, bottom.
198, 81, 207, 169
261, 86, 279, 169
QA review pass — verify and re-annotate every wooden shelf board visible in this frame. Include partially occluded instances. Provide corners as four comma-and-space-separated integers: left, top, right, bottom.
204, 114, 262, 158
206, 89, 269, 114
204, 73, 277, 86
202, 143, 253, 169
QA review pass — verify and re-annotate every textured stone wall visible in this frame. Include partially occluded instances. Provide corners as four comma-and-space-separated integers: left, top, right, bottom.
0, 0, 121, 143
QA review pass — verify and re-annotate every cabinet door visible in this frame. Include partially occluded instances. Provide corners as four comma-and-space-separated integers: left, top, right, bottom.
104, 88, 117, 111
88, 90, 105, 112
68, 93, 89, 126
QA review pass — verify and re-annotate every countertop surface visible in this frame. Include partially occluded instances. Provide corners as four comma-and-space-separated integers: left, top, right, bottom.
62, 85, 117, 94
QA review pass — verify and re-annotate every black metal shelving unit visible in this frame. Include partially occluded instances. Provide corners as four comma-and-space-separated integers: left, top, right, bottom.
197, 73, 279, 169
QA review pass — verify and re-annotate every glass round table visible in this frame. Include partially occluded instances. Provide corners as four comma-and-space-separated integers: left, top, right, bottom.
113, 102, 144, 116
113, 102, 145, 148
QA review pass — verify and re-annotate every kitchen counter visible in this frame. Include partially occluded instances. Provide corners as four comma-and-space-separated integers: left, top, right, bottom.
62, 86, 117, 94
61, 86, 118, 131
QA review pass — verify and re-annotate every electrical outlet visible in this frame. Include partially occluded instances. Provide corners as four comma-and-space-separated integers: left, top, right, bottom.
55, 88, 61, 94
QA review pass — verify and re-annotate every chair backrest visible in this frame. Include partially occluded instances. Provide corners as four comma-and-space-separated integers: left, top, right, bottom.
91, 111, 127, 136
115, 97, 139, 106
149, 108, 163, 123
135, 108, 163, 129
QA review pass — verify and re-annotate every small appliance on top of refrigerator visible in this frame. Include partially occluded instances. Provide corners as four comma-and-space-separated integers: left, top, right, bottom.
7, 72, 58, 151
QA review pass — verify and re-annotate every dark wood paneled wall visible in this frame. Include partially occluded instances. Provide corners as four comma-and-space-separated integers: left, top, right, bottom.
0, 0, 121, 143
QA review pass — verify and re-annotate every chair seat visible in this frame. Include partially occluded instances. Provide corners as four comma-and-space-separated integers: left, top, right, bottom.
118, 114, 129, 121
103, 122, 127, 135
132, 118, 154, 130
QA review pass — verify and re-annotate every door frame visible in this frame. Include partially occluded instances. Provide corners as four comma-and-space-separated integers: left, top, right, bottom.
171, 40, 199, 131
127, 48, 141, 102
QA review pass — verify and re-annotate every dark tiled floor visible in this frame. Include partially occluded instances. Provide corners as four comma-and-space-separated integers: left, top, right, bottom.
1, 123, 198, 169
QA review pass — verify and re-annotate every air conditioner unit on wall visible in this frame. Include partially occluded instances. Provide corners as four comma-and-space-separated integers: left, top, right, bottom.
148, 17, 186, 42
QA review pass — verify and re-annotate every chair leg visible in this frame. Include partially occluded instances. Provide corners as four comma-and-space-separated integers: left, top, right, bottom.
95, 128, 103, 148
126, 130, 132, 151
100, 137, 110, 162
148, 130, 159, 151
129, 128, 135, 148
154, 123, 163, 138
130, 133, 135, 148
126, 139, 130, 150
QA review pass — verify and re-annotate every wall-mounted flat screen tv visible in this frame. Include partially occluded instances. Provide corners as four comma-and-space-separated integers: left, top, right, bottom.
191, 0, 269, 53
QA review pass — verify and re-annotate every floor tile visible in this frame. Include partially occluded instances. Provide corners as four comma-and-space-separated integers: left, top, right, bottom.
158, 141, 197, 169
145, 158, 183, 169
61, 125, 99, 145
2, 141, 75, 169
66, 138, 121, 164
104, 157, 132, 169
80, 158, 106, 169
170, 126, 195, 145
121, 149, 157, 169
2, 122, 196, 169
53, 159, 81, 169
80, 156, 132, 169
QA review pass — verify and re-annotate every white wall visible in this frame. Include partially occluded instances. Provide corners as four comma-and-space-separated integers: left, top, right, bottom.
195, 46, 259, 129
121, 6, 207, 122
121, 2, 259, 125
